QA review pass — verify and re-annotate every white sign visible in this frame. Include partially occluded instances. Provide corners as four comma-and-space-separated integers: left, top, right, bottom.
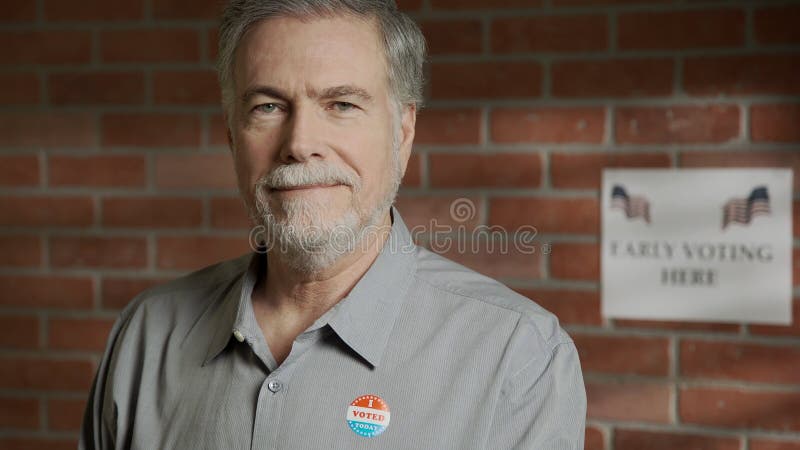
602, 169, 793, 325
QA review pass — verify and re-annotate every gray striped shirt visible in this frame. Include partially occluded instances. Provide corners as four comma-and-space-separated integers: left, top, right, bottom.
80, 206, 586, 449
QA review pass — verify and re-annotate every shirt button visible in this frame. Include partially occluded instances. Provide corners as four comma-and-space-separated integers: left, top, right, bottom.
267, 380, 282, 393
232, 329, 245, 342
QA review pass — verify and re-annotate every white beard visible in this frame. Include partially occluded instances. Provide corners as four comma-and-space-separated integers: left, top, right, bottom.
247, 126, 403, 275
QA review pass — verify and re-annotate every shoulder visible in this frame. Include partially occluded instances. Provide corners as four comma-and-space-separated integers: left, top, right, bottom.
413, 246, 569, 341
115, 252, 252, 333
410, 246, 575, 372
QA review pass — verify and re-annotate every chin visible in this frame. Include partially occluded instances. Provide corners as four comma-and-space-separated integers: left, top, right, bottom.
271, 197, 351, 229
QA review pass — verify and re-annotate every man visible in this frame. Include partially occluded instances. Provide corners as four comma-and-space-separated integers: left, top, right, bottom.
80, 1, 586, 448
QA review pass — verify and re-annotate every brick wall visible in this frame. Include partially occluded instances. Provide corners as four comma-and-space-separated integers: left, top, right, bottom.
0, 0, 798, 448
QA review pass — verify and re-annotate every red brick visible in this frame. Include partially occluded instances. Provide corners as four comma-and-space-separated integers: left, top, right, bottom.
394, 196, 484, 232
491, 107, 604, 143
751, 439, 800, 450
49, 155, 145, 187
431, 0, 542, 9
101, 277, 168, 310
157, 236, 251, 270
616, 105, 739, 144
209, 114, 229, 146
796, 200, 800, 238
0, 112, 94, 147
44, 0, 143, 21
396, 0, 422, 10
614, 319, 740, 333
207, 28, 219, 62
0, 73, 40, 105
573, 334, 669, 376
755, 5, 800, 45
102, 113, 201, 147
436, 241, 541, 280
490, 197, 597, 234
681, 340, 800, 384
0, 275, 93, 309
48, 318, 115, 351
210, 196, 251, 230
680, 150, 800, 191
750, 298, 800, 337
615, 430, 740, 450
0, 357, 93, 391
555, 0, 669, 4
685, 55, 800, 96
550, 242, 599, 280
796, 248, 800, 288
587, 381, 671, 423
153, 70, 220, 105
0, 3, 36, 21
421, 20, 482, 55
0, 196, 93, 227
513, 288, 602, 326
430, 153, 541, 188
492, 15, 607, 53
0, 31, 91, 65
0, 439, 75, 450
415, 109, 482, 145
152, 0, 223, 19
618, 9, 745, 50
403, 153, 421, 188
680, 387, 800, 431
0, 396, 38, 429
430, 62, 542, 99
0, 315, 40, 350
551, 152, 671, 189
47, 398, 85, 431
0, 155, 39, 186
751, 104, 800, 143
102, 197, 203, 228
49, 72, 144, 105
552, 59, 673, 98
585, 426, 604, 450
0, 236, 41, 267
100, 29, 200, 63
50, 236, 147, 269
155, 154, 237, 189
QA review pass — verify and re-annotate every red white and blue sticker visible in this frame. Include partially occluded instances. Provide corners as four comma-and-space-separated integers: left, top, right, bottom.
346, 394, 390, 438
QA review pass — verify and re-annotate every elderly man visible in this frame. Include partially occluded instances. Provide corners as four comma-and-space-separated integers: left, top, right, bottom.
80, 1, 586, 448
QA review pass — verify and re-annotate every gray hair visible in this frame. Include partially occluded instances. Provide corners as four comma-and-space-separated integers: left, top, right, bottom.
216, 0, 426, 126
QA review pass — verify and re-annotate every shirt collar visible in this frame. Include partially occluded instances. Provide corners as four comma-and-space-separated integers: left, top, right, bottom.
202, 205, 417, 368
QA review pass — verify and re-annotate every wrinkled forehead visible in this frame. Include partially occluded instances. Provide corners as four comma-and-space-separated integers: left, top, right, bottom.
231, 14, 390, 98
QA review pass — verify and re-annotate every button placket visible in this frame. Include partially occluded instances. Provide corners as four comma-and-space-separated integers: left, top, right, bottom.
252, 375, 287, 450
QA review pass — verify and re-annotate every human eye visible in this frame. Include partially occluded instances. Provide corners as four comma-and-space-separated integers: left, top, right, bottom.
330, 101, 357, 112
253, 103, 282, 114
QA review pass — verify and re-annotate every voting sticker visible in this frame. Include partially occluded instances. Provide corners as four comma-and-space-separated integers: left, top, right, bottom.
346, 394, 391, 438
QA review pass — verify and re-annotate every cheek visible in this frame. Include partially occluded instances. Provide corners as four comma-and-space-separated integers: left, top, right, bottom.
233, 131, 281, 183
355, 151, 395, 204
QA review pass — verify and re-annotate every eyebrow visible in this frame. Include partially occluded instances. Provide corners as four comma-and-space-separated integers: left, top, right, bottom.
240, 85, 288, 104
240, 84, 374, 105
318, 85, 373, 103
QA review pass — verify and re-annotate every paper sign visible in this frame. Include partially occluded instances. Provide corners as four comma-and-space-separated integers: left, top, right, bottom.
602, 169, 793, 324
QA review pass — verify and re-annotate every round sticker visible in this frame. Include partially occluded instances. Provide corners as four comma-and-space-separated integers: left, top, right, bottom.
346, 394, 391, 438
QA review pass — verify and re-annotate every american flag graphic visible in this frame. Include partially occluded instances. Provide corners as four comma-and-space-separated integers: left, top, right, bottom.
722, 185, 771, 229
611, 185, 651, 224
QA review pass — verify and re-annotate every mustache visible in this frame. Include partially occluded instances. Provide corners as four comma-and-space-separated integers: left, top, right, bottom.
255, 161, 361, 191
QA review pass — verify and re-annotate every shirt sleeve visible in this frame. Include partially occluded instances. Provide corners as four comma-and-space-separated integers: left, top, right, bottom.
79, 311, 130, 450
487, 332, 587, 449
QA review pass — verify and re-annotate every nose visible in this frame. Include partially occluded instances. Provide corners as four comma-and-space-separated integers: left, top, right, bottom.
279, 105, 326, 164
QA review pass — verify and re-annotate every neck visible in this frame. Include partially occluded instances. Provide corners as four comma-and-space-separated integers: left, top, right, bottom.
253, 210, 393, 316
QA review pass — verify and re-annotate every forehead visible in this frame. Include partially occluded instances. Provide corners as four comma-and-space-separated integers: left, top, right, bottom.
233, 14, 388, 98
